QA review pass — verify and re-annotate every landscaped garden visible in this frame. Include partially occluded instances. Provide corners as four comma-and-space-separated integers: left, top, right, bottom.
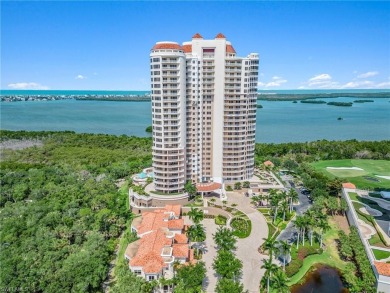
230, 217, 251, 238
311, 159, 390, 189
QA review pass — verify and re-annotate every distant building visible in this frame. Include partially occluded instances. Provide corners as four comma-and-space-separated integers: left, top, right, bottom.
263, 160, 274, 168
150, 33, 259, 194
126, 205, 194, 282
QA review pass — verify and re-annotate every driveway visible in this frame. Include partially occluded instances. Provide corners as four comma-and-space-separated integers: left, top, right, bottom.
212, 192, 269, 293
202, 219, 219, 293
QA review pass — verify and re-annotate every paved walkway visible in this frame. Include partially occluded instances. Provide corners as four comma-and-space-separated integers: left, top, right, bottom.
202, 219, 219, 293
212, 192, 269, 293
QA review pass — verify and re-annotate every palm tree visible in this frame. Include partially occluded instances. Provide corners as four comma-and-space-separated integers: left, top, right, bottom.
186, 223, 206, 243
213, 226, 237, 251
270, 195, 281, 223
261, 258, 278, 293
288, 189, 299, 212
294, 215, 305, 249
271, 269, 289, 293
280, 200, 289, 222
317, 218, 331, 248
251, 195, 260, 207
188, 207, 204, 224
262, 237, 278, 259
278, 240, 291, 271
305, 210, 316, 246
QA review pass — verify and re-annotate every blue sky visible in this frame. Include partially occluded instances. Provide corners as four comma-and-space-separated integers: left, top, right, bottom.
1, 1, 389, 90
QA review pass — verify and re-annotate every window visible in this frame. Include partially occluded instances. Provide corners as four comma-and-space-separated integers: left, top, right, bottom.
134, 270, 142, 275
148, 275, 155, 281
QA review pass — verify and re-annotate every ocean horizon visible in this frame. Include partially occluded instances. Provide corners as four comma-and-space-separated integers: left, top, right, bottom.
1, 89, 390, 96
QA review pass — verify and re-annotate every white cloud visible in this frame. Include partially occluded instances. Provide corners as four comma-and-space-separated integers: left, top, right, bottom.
301, 73, 389, 89
309, 73, 332, 82
75, 74, 86, 80
8, 82, 49, 90
357, 71, 379, 78
258, 76, 288, 88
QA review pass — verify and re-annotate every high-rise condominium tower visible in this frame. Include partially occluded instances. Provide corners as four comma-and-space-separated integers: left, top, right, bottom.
150, 33, 259, 194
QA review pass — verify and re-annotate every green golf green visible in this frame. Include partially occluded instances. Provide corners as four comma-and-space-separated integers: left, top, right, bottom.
311, 159, 390, 189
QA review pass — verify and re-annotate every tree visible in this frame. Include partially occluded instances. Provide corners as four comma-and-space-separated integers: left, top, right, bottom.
340, 198, 348, 216
186, 224, 206, 243
188, 207, 204, 224
243, 181, 250, 189
234, 182, 242, 190
262, 237, 278, 259
327, 197, 339, 216
185, 180, 197, 199
174, 262, 206, 292
212, 250, 242, 279
271, 269, 289, 293
278, 240, 291, 271
216, 278, 245, 293
288, 189, 299, 212
317, 218, 330, 248
213, 227, 237, 251
261, 258, 278, 293
294, 215, 305, 249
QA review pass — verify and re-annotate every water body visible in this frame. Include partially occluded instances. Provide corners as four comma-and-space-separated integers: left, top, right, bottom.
1, 96, 389, 143
290, 265, 349, 293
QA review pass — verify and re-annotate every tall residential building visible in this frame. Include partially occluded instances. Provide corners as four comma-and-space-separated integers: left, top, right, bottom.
150, 33, 259, 194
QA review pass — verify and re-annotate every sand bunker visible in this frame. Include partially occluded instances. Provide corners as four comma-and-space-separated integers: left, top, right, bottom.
326, 167, 364, 170
375, 175, 390, 180
359, 206, 383, 217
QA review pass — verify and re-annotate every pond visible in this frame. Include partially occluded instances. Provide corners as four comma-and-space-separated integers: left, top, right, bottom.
290, 265, 349, 293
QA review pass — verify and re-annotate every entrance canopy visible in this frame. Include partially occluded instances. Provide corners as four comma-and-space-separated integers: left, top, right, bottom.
196, 182, 222, 193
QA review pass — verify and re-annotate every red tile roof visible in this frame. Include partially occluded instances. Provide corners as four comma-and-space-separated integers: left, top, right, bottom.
168, 219, 184, 230
173, 244, 189, 258
264, 160, 274, 167
215, 33, 226, 39
192, 33, 203, 39
165, 205, 181, 217
196, 182, 222, 192
152, 43, 182, 51
342, 182, 356, 189
174, 233, 188, 244
226, 44, 236, 54
182, 44, 192, 53
137, 211, 167, 235
375, 261, 390, 277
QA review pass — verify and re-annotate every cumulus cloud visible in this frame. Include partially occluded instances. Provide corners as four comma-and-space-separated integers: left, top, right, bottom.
309, 73, 332, 82
8, 82, 49, 90
357, 71, 379, 78
301, 73, 389, 89
75, 74, 86, 80
258, 76, 288, 88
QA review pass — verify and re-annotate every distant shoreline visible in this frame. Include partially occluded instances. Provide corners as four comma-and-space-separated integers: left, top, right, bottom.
1, 91, 389, 102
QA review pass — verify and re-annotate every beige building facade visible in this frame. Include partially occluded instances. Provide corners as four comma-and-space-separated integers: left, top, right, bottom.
150, 33, 259, 194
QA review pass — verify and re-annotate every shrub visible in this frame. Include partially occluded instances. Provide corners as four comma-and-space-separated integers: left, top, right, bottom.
226, 186, 233, 192
286, 259, 303, 277
215, 215, 227, 225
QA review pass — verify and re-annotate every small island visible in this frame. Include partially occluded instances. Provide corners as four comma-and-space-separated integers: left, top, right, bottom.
145, 125, 152, 133
354, 99, 374, 103
300, 100, 327, 104
257, 104, 263, 109
337, 117, 343, 120
327, 102, 353, 107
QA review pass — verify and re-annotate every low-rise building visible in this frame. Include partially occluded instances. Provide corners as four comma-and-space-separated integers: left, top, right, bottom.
125, 205, 194, 281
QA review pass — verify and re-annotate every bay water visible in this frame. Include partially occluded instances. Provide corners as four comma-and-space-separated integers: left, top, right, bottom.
1, 95, 389, 143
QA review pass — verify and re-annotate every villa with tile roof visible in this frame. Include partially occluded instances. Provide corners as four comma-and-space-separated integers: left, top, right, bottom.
125, 205, 194, 282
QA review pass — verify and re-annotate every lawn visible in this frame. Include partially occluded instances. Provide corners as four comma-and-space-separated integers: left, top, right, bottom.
311, 159, 390, 189
287, 218, 347, 286
372, 248, 390, 260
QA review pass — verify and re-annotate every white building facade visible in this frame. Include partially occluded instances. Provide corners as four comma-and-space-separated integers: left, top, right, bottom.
150, 33, 259, 194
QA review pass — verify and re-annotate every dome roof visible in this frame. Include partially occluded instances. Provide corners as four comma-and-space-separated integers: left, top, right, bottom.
192, 33, 203, 39
215, 33, 226, 39
182, 44, 192, 53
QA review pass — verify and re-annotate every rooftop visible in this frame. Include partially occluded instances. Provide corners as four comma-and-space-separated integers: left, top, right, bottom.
196, 182, 222, 192
375, 261, 390, 277
342, 182, 356, 189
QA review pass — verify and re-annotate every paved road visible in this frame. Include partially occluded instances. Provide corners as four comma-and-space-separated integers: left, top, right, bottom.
222, 192, 269, 293
202, 219, 219, 293
277, 175, 312, 243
